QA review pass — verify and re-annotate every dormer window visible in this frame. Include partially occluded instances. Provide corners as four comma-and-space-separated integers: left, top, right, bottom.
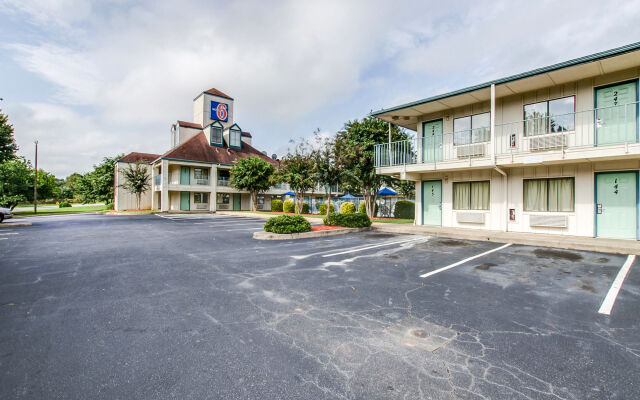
229, 124, 242, 149
210, 121, 223, 146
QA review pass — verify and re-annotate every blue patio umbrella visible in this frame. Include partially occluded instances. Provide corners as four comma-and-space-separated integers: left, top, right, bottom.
339, 194, 356, 199
282, 191, 296, 196
378, 188, 398, 196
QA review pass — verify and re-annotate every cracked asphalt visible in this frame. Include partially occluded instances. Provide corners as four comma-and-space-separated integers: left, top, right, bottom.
1, 213, 639, 399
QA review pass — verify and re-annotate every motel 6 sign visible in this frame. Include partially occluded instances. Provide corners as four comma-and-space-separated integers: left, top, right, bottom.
210, 101, 229, 122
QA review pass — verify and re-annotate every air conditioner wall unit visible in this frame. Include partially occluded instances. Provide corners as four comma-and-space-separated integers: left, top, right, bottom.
529, 214, 568, 228
527, 134, 567, 151
457, 143, 486, 159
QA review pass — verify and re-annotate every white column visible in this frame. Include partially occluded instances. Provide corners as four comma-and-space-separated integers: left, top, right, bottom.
210, 165, 217, 212
490, 83, 496, 161
161, 160, 169, 212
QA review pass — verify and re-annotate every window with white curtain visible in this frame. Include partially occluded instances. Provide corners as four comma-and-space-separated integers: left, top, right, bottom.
230, 129, 241, 148
523, 178, 574, 212
453, 113, 490, 145
453, 181, 490, 210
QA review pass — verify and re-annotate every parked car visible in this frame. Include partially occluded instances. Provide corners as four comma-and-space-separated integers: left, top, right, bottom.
0, 207, 13, 223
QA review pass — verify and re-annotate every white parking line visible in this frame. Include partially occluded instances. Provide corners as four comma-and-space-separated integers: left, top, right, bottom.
420, 243, 512, 278
0, 232, 18, 235
598, 255, 636, 316
321, 237, 428, 258
0, 237, 7, 240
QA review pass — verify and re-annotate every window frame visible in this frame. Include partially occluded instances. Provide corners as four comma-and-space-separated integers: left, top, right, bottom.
194, 168, 209, 180
229, 129, 242, 149
194, 192, 209, 204
217, 193, 230, 204
453, 112, 491, 146
523, 177, 575, 212
452, 180, 490, 210
523, 95, 575, 137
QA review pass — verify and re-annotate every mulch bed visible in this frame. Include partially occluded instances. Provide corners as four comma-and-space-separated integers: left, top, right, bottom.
311, 225, 346, 231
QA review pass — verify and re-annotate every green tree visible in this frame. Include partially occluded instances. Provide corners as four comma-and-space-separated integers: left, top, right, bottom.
119, 163, 151, 210
276, 140, 316, 214
27, 169, 60, 202
230, 156, 275, 211
0, 158, 31, 209
61, 173, 83, 200
393, 179, 415, 198
335, 117, 408, 218
311, 132, 342, 220
0, 109, 18, 163
77, 155, 122, 204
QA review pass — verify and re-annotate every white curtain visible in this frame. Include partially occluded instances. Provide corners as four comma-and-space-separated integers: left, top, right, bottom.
548, 178, 574, 212
471, 181, 490, 210
524, 179, 547, 211
453, 183, 470, 210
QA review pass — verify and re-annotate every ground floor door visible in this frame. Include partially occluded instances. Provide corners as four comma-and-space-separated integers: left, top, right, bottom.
596, 171, 638, 239
422, 120, 443, 163
233, 194, 241, 211
180, 191, 190, 211
422, 180, 442, 226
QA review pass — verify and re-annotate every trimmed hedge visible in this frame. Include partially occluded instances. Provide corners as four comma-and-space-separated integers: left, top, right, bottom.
58, 201, 72, 208
271, 199, 283, 212
283, 199, 295, 213
264, 215, 312, 234
394, 200, 415, 219
323, 212, 371, 228
301, 203, 309, 214
340, 202, 355, 214
358, 201, 378, 216
319, 202, 335, 215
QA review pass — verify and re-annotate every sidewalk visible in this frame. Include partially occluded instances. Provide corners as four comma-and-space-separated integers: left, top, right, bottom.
372, 223, 640, 255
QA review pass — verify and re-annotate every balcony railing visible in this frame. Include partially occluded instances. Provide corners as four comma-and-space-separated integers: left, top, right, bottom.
374, 101, 639, 167
194, 177, 209, 185
217, 177, 230, 186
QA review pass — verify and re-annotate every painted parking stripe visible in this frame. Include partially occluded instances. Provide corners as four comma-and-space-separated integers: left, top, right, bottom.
291, 237, 412, 259
598, 255, 636, 316
420, 243, 512, 278
321, 237, 428, 258
0, 232, 18, 235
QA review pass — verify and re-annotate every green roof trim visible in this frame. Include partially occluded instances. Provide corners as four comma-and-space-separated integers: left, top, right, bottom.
371, 41, 640, 116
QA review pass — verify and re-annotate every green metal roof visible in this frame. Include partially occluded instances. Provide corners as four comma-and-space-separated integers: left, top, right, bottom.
371, 41, 640, 117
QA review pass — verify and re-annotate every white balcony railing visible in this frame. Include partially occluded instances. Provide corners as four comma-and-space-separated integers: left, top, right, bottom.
217, 178, 230, 186
374, 101, 639, 167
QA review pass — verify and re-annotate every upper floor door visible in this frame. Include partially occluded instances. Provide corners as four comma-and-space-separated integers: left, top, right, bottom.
422, 119, 443, 163
595, 80, 638, 145
180, 166, 190, 185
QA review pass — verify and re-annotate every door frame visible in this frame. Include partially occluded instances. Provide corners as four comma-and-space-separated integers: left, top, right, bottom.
180, 166, 191, 185
180, 191, 190, 211
233, 193, 241, 211
594, 170, 639, 240
421, 119, 443, 163
593, 78, 639, 146
421, 180, 442, 226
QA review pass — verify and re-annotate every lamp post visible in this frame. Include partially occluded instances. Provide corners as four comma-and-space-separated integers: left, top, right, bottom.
33, 140, 38, 214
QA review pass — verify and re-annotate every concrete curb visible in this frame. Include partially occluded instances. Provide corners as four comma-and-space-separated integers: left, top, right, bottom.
371, 223, 640, 255
216, 211, 323, 224
0, 222, 32, 228
254, 227, 370, 240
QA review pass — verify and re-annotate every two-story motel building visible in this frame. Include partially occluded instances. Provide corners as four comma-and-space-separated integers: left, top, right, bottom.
115, 88, 334, 212
373, 42, 640, 241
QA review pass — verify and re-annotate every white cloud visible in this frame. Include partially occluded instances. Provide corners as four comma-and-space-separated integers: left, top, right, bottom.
2, 0, 640, 176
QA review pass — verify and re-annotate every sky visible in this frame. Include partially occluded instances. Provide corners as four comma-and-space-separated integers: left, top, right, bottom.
1, 0, 640, 177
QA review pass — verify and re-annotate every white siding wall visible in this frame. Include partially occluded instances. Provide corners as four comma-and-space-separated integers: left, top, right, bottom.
114, 162, 153, 211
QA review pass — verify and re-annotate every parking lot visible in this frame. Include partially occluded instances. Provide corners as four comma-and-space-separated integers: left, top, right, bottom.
1, 213, 639, 399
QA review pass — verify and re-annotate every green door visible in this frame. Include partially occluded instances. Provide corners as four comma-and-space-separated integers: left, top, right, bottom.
595, 81, 638, 145
180, 166, 190, 185
422, 120, 443, 163
422, 180, 442, 226
180, 191, 190, 211
596, 172, 637, 239
233, 194, 241, 211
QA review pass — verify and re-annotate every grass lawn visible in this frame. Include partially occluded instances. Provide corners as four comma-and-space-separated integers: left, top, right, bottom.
13, 205, 107, 217
371, 218, 414, 224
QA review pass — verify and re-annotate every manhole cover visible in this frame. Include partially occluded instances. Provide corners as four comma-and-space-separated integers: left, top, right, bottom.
411, 329, 428, 338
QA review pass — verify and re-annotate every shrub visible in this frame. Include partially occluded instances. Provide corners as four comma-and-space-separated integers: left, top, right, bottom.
271, 199, 283, 212
323, 212, 371, 228
340, 202, 356, 214
105, 203, 115, 210
358, 202, 378, 216
319, 202, 335, 215
301, 203, 309, 214
58, 201, 72, 208
394, 200, 415, 219
283, 199, 295, 213
264, 215, 312, 234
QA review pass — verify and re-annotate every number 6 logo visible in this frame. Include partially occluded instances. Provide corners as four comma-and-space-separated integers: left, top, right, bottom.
216, 104, 228, 120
